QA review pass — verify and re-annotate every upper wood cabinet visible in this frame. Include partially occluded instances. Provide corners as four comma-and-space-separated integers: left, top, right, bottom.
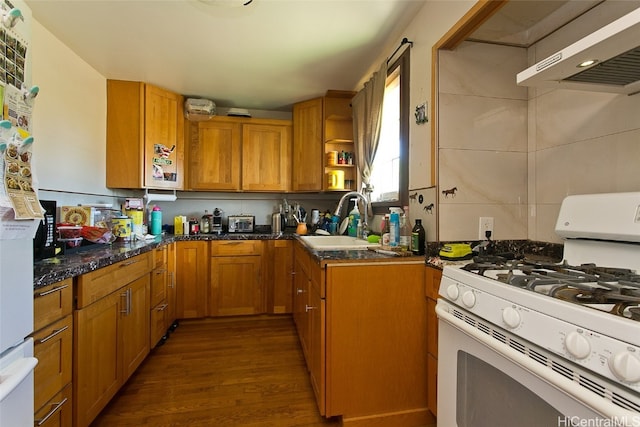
186, 116, 291, 192
292, 97, 323, 192
187, 118, 241, 191
292, 91, 356, 193
106, 80, 184, 190
242, 123, 291, 191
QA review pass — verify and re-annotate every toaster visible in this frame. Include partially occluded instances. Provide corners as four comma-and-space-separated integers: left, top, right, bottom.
227, 215, 255, 233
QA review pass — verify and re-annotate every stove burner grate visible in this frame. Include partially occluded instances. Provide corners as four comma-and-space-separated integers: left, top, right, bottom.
462, 259, 640, 320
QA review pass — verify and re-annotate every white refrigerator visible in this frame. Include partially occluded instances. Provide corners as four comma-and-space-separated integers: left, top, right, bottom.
0, 0, 39, 424
0, 238, 38, 426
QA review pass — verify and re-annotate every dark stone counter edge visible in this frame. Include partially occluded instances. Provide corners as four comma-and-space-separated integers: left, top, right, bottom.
34, 233, 564, 290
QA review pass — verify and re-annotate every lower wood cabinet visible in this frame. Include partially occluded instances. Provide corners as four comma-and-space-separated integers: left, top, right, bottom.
209, 240, 263, 316
33, 278, 73, 424
34, 384, 73, 427
176, 240, 209, 319
74, 255, 151, 427
265, 239, 293, 314
293, 241, 431, 426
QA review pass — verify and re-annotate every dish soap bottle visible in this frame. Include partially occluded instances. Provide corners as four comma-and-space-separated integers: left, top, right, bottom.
399, 207, 411, 251
347, 199, 360, 237
389, 209, 400, 247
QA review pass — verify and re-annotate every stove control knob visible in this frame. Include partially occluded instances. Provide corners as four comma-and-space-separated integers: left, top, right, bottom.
609, 351, 640, 383
462, 291, 476, 308
446, 285, 459, 301
565, 331, 591, 360
502, 306, 521, 329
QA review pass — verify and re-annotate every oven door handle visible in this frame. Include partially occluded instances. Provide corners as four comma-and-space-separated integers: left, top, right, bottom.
436, 302, 638, 422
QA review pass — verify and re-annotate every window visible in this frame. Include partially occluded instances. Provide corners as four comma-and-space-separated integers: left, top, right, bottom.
370, 49, 409, 213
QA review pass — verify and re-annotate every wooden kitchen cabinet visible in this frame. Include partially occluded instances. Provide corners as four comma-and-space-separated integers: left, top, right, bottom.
176, 241, 209, 319
187, 116, 292, 192
293, 241, 431, 425
34, 385, 73, 427
106, 80, 184, 190
242, 122, 292, 191
150, 244, 169, 347
425, 266, 442, 417
292, 91, 357, 193
292, 97, 324, 191
209, 240, 264, 316
265, 239, 293, 314
33, 279, 73, 423
74, 255, 152, 427
323, 92, 356, 192
188, 118, 242, 191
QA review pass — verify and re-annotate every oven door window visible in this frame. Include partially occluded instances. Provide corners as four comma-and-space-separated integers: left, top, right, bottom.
457, 351, 562, 427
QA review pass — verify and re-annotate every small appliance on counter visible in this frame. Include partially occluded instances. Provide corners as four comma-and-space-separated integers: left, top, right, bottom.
33, 200, 57, 260
212, 208, 223, 234
228, 215, 254, 233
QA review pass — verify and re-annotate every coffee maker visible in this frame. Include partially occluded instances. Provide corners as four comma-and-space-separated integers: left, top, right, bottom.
211, 208, 223, 234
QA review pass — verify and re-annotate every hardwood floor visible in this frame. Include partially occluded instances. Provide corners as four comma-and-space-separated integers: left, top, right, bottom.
91, 316, 341, 427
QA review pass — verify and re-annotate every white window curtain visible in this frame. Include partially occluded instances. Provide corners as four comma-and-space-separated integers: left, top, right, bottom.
352, 60, 387, 217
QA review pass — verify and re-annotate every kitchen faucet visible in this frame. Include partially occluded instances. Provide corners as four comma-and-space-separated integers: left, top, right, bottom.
333, 191, 369, 236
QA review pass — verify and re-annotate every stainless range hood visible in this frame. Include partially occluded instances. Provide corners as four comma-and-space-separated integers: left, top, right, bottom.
517, 7, 640, 95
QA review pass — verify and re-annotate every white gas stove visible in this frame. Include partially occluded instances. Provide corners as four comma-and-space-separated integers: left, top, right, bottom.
438, 192, 640, 423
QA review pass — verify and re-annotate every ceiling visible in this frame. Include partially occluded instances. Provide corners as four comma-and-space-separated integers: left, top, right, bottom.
25, 0, 426, 112
467, 0, 603, 47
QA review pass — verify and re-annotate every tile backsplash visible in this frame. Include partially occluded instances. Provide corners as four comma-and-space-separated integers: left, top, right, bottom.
437, 3, 640, 245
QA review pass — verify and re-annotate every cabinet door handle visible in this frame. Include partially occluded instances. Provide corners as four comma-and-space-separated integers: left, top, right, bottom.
38, 325, 69, 344
120, 291, 128, 314
120, 259, 138, 267
305, 304, 316, 312
168, 271, 175, 288
127, 288, 132, 315
36, 284, 69, 298
156, 303, 169, 311
154, 269, 166, 275
296, 288, 305, 294
35, 397, 68, 426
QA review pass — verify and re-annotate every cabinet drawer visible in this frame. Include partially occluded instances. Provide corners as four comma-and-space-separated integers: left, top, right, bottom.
150, 267, 167, 308
33, 315, 72, 412
425, 266, 442, 300
150, 302, 168, 347
294, 242, 310, 275
34, 279, 72, 332
76, 252, 152, 308
210, 240, 262, 256
34, 384, 72, 427
153, 245, 168, 269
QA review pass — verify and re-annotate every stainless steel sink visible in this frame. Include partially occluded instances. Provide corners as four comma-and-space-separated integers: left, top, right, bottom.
299, 235, 378, 251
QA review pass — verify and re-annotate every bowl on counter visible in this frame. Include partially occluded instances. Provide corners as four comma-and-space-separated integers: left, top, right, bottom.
58, 225, 83, 239
59, 237, 83, 248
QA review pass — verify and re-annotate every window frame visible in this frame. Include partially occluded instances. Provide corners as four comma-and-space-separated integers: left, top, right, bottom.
371, 48, 409, 215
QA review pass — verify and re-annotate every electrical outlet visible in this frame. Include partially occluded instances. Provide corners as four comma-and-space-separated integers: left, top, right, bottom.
479, 217, 494, 240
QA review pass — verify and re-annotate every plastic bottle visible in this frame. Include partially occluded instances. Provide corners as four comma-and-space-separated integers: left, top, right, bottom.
399, 209, 411, 251
356, 219, 363, 239
347, 199, 360, 237
200, 210, 212, 234
381, 214, 391, 246
411, 219, 426, 256
150, 206, 162, 236
389, 210, 400, 247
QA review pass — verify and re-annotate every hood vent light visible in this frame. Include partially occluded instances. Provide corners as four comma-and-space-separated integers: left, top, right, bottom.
565, 46, 640, 86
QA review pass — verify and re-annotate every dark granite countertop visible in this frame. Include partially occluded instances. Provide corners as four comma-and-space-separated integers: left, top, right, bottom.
33, 230, 410, 289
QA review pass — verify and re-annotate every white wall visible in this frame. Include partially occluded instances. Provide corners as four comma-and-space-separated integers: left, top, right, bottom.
526, 1, 640, 243
353, 0, 476, 239
31, 20, 113, 199
438, 42, 529, 242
